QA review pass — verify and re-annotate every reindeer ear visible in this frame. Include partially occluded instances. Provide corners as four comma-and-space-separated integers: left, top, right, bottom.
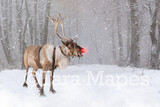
63, 46, 70, 54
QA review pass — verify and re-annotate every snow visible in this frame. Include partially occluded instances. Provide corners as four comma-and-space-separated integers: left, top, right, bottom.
0, 65, 160, 107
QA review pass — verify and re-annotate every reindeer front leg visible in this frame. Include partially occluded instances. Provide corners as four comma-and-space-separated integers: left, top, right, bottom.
50, 69, 56, 93
40, 70, 46, 96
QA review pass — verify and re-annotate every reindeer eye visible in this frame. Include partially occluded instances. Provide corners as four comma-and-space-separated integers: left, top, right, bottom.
71, 44, 74, 47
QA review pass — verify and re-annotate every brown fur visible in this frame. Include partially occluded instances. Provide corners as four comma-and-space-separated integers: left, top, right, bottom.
34, 46, 42, 68
23, 44, 56, 95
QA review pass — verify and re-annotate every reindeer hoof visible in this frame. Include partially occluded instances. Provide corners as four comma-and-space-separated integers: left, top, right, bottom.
23, 82, 28, 87
39, 89, 45, 96
40, 93, 45, 96
37, 84, 41, 89
50, 89, 56, 94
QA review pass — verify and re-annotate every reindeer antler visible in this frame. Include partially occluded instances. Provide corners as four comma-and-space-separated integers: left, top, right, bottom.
59, 19, 71, 40
47, 13, 69, 41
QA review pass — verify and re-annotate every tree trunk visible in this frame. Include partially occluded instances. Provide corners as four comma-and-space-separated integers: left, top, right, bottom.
42, 0, 51, 45
34, 0, 38, 45
0, 0, 14, 66
111, 24, 117, 64
126, 8, 131, 66
129, 0, 140, 67
16, 0, 25, 68
111, 13, 117, 64
150, 0, 160, 69
21, 0, 29, 69
116, 1, 123, 66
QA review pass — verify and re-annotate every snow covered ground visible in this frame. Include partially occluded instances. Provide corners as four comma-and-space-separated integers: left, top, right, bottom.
0, 65, 160, 107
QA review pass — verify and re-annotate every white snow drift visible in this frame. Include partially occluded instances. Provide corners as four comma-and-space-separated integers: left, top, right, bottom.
0, 65, 160, 107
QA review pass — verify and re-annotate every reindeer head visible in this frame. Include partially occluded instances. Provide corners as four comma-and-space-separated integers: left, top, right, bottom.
47, 13, 86, 57
61, 40, 84, 57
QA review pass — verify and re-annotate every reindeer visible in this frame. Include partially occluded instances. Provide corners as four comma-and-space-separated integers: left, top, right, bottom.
23, 14, 85, 96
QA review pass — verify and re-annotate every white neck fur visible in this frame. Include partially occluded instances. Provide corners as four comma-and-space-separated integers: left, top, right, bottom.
55, 46, 70, 70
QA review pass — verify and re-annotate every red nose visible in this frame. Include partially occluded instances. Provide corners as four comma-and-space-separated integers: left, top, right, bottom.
81, 48, 87, 53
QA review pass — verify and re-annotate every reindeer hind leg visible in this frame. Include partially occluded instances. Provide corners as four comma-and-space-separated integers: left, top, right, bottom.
32, 68, 41, 89
23, 66, 29, 87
